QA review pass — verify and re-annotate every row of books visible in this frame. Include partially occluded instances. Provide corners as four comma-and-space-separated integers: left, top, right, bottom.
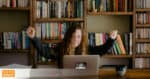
88, 32, 107, 46
88, 0, 133, 12
0, 31, 30, 49
135, 58, 150, 69
112, 33, 131, 55
35, 22, 71, 40
136, 0, 150, 9
37, 43, 57, 63
136, 28, 150, 39
123, 33, 132, 55
0, 0, 29, 8
136, 13, 150, 24
136, 43, 150, 54
36, 0, 83, 19
88, 32, 133, 55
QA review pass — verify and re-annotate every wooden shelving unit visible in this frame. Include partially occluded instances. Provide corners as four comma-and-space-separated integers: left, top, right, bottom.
135, 54, 150, 58
133, 0, 150, 69
88, 12, 133, 15
0, 7, 30, 11
136, 39, 150, 43
36, 18, 84, 22
1, 0, 149, 69
136, 24, 150, 27
0, 0, 32, 66
136, 8, 150, 12
102, 55, 132, 58
87, 0, 134, 69
32, 0, 87, 68
0, 49, 30, 53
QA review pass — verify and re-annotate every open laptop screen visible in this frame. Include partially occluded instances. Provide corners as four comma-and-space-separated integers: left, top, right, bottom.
63, 55, 100, 70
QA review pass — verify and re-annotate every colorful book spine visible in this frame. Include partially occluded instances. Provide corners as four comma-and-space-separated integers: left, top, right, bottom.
116, 35, 126, 54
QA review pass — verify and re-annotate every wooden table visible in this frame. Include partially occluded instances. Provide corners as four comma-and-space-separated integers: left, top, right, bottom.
18, 69, 150, 79
99, 69, 150, 79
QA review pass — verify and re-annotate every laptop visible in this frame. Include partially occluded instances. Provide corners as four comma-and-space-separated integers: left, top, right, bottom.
63, 55, 100, 71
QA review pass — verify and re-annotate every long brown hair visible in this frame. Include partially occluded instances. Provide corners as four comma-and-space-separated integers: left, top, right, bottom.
61, 23, 87, 55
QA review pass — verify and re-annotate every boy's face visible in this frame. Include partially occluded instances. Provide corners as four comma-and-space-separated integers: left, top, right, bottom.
71, 29, 82, 48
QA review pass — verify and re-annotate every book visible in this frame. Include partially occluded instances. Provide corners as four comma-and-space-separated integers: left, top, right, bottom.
0, 0, 29, 8
129, 33, 133, 55
36, 0, 83, 18
116, 34, 126, 54
114, 40, 121, 55
35, 22, 75, 40
123, 33, 129, 54
136, 43, 150, 54
135, 58, 150, 68
89, 0, 132, 12
88, 32, 107, 47
0, 31, 30, 49
136, 28, 150, 39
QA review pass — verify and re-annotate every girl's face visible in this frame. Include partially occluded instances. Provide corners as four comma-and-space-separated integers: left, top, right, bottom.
71, 29, 82, 48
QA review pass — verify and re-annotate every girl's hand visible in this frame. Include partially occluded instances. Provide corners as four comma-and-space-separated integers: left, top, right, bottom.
110, 30, 118, 40
26, 26, 36, 39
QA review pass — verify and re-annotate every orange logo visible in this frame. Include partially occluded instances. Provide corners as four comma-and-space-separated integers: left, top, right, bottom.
2, 70, 15, 78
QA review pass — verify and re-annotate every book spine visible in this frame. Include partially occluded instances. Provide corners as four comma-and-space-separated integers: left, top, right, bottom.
116, 35, 126, 54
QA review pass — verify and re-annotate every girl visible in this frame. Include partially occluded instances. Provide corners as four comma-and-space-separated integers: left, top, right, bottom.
26, 23, 117, 68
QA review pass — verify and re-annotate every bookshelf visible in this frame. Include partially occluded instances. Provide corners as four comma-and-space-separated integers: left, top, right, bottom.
0, 7, 30, 11
133, 0, 150, 69
135, 39, 150, 43
0, 0, 32, 66
136, 24, 150, 27
32, 0, 87, 68
1, 0, 147, 69
136, 8, 150, 12
36, 18, 84, 22
135, 54, 150, 58
102, 54, 132, 58
88, 12, 133, 15
0, 49, 30, 53
87, 0, 133, 69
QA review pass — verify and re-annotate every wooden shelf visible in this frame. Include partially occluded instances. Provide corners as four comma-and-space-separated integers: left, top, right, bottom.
38, 61, 56, 65
135, 54, 150, 57
0, 7, 30, 11
42, 40, 62, 43
136, 24, 150, 27
136, 8, 150, 12
136, 39, 150, 43
36, 18, 84, 22
102, 54, 132, 58
88, 12, 133, 15
0, 49, 30, 53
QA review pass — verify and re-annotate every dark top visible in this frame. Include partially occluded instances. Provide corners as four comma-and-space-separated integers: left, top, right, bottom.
31, 37, 115, 68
